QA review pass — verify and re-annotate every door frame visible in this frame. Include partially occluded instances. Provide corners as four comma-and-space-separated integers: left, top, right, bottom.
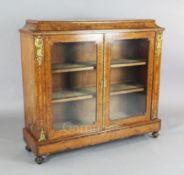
104, 32, 155, 128
44, 33, 104, 140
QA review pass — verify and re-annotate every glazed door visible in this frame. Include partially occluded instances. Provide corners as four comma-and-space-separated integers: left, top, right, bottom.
45, 34, 103, 140
104, 32, 155, 128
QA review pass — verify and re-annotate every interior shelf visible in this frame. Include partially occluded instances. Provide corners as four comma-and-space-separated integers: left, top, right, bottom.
52, 62, 96, 73
52, 87, 96, 103
110, 83, 144, 95
52, 83, 144, 103
111, 59, 146, 68
52, 59, 146, 73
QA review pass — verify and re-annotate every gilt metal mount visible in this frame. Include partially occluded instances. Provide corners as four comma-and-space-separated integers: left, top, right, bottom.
38, 128, 46, 142
34, 36, 44, 65
155, 32, 163, 57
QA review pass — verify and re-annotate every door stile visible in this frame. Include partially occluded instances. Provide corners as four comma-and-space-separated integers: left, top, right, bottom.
95, 35, 104, 130
103, 35, 111, 127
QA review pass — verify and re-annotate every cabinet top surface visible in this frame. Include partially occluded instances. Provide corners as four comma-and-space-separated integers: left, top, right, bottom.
20, 19, 164, 33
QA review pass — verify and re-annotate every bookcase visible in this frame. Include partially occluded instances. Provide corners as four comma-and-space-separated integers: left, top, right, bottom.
20, 19, 164, 164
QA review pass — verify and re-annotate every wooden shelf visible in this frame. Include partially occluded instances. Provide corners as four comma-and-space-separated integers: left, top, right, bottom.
52, 83, 144, 103
110, 83, 144, 95
111, 59, 146, 68
52, 87, 96, 103
52, 61, 96, 73
52, 59, 146, 73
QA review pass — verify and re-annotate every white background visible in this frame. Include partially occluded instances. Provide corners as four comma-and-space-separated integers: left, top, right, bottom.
0, 0, 184, 174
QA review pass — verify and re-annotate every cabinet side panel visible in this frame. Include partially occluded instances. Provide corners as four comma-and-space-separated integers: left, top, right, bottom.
151, 32, 163, 119
20, 33, 38, 139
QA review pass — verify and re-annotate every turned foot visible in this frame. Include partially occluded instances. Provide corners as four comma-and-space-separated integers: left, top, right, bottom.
152, 131, 159, 138
35, 156, 45, 164
25, 145, 31, 152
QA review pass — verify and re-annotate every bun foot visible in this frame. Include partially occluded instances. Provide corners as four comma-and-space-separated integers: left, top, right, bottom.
152, 131, 159, 138
35, 156, 45, 164
25, 146, 31, 152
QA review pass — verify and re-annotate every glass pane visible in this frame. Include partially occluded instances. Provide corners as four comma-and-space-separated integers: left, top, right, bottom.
51, 41, 97, 130
53, 98, 96, 130
110, 39, 149, 120
110, 92, 146, 120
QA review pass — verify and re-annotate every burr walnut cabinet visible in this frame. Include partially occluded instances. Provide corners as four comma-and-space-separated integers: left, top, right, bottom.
20, 19, 164, 164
